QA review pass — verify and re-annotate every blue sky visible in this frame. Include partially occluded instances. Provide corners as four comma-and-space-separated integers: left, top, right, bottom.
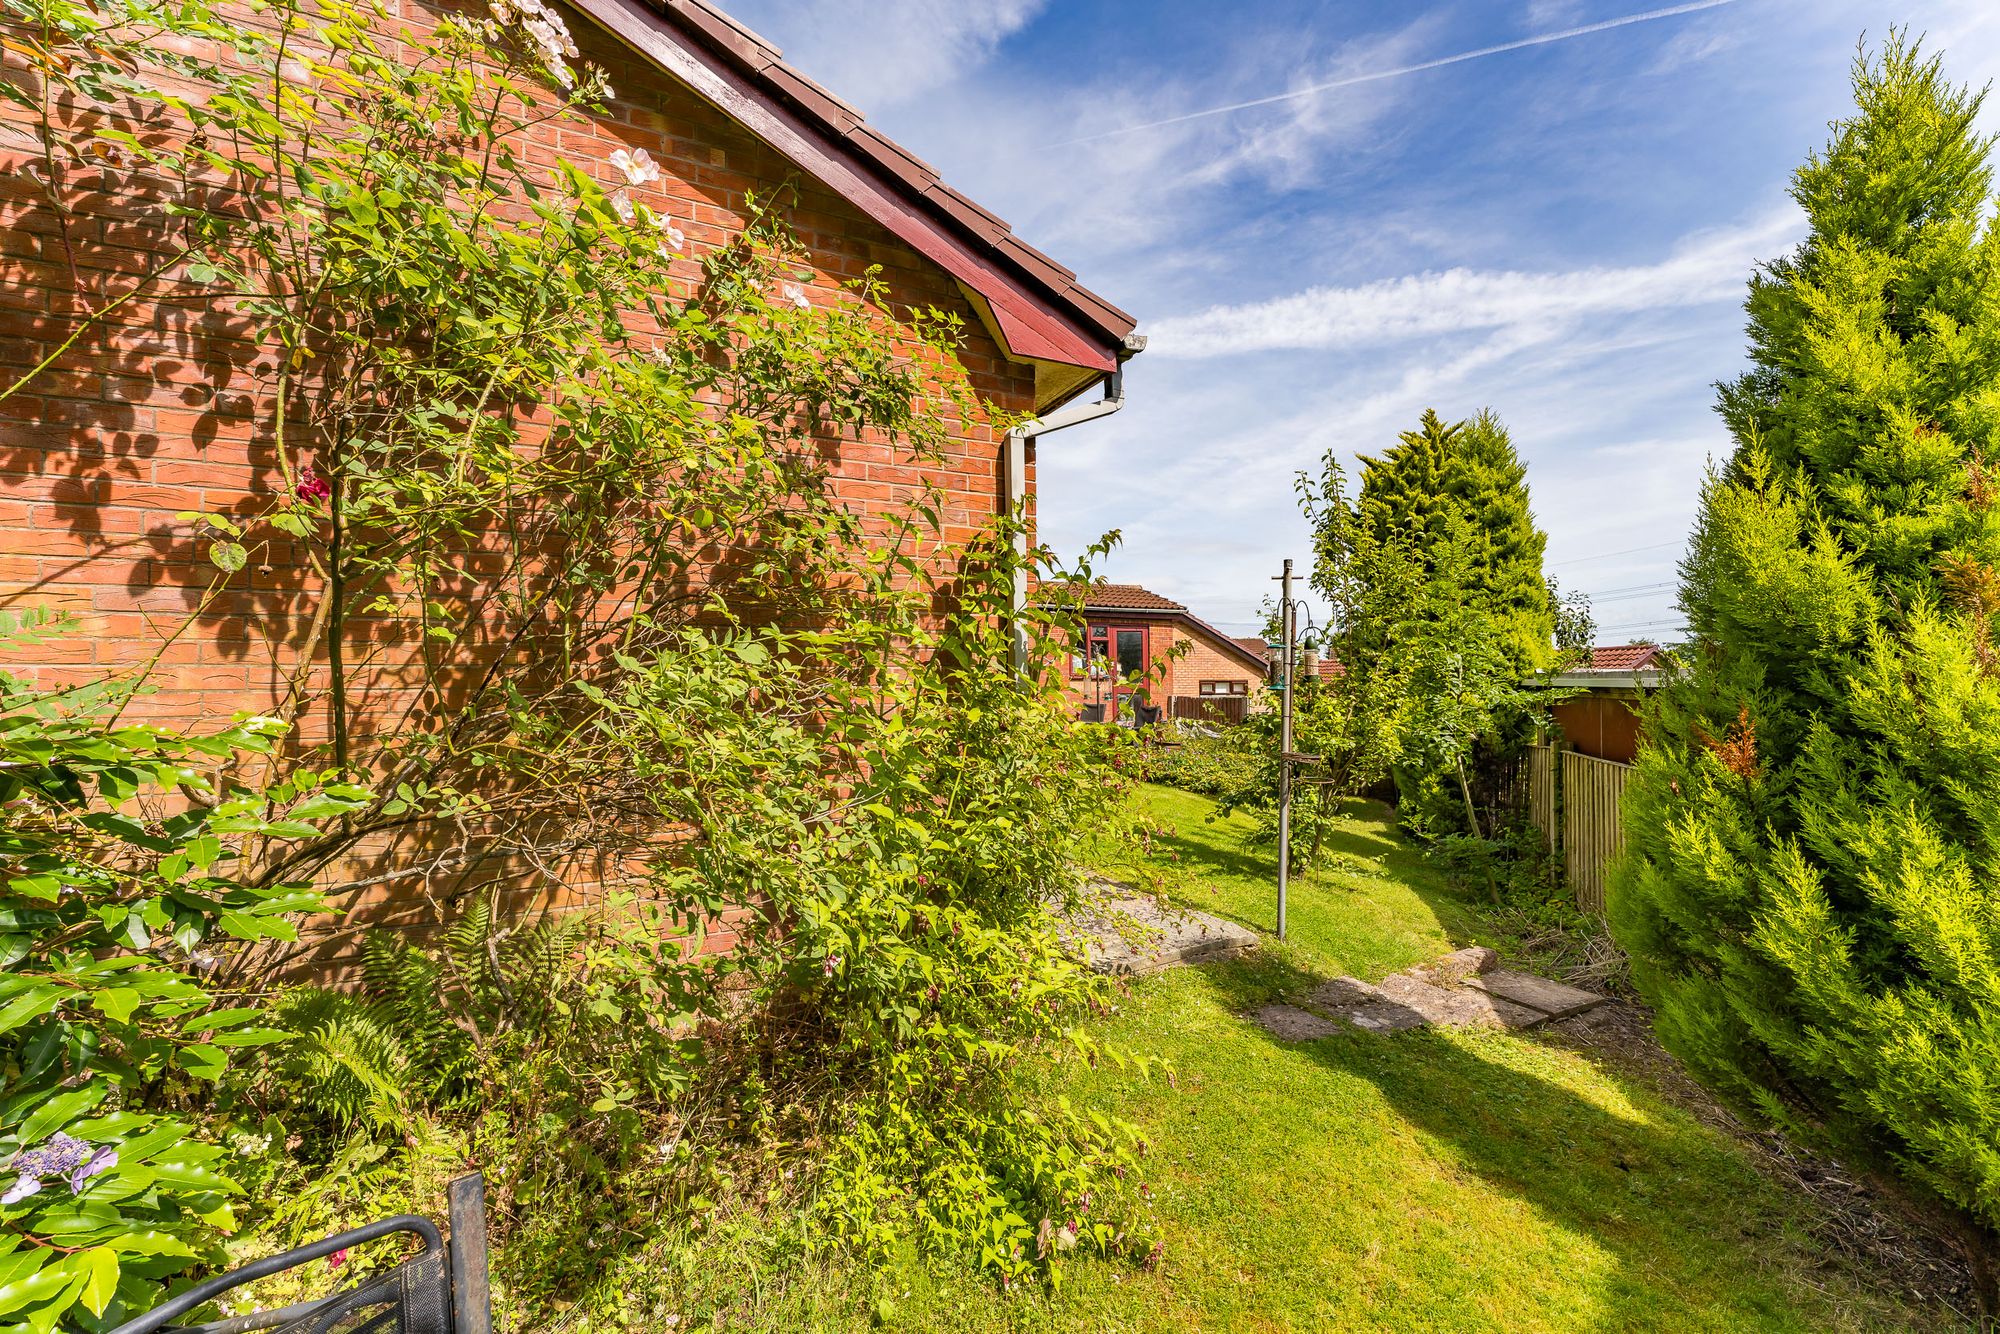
725, 0, 2000, 641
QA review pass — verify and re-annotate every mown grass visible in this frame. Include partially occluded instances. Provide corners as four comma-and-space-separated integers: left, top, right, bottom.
615, 786, 1961, 1333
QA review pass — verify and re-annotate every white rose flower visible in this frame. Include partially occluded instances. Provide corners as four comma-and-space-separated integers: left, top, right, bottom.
611, 147, 660, 186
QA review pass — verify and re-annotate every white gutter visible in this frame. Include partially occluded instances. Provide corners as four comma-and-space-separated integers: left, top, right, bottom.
1003, 362, 1134, 670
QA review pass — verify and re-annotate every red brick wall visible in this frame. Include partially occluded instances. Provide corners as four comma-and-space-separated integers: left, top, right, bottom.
0, 1, 1040, 949
1056, 615, 1265, 717
1166, 626, 1261, 703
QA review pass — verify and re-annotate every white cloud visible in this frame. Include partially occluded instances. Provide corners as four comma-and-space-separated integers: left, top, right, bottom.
717, 0, 1044, 110
1143, 205, 1802, 358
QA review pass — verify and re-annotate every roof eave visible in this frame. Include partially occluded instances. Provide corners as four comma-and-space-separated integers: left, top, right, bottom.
569, 0, 1136, 402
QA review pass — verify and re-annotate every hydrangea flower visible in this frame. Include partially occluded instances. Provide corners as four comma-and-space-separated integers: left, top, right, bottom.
610, 147, 659, 186
1, 1134, 117, 1205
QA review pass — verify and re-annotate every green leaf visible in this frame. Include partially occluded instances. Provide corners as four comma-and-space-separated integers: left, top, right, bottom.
0, 986, 63, 1036
91, 989, 141, 1025
0, 1258, 66, 1318
173, 1045, 228, 1082
75, 1249, 117, 1318
208, 541, 247, 574
19, 1085, 107, 1143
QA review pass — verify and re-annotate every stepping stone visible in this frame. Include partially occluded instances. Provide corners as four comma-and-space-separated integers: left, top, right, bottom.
1254, 1003, 1344, 1042
1465, 969, 1606, 1020
1409, 946, 1498, 988
1069, 879, 1258, 977
1377, 972, 1545, 1029
1301, 977, 1429, 1033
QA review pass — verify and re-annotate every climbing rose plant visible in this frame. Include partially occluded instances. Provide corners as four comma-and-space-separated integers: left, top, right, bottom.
1, 0, 1164, 1317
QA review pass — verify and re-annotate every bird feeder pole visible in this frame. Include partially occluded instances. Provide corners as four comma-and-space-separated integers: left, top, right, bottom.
1274, 558, 1296, 941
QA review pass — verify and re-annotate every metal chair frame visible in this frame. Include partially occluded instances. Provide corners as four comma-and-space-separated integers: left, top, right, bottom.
109, 1174, 492, 1334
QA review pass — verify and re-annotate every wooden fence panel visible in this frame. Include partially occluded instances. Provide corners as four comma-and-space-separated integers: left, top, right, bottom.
1527, 744, 1557, 852
1561, 750, 1632, 914
1170, 696, 1248, 726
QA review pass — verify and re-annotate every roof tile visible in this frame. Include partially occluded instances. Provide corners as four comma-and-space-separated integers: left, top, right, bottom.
662, 0, 778, 67
761, 65, 862, 133
924, 183, 1011, 244
1587, 643, 1664, 671
1079, 583, 1185, 612
647, 3, 1137, 346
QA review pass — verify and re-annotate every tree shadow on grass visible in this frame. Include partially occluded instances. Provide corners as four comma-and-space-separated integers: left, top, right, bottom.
1174, 955, 1957, 1333
1110, 792, 1496, 978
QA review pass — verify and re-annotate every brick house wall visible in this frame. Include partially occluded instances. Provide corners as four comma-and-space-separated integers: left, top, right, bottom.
1058, 605, 1266, 719
0, 0, 1128, 958
1166, 626, 1262, 703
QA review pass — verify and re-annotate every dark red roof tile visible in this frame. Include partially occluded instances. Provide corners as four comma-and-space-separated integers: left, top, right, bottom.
1078, 583, 1185, 612
923, 184, 1010, 244
1587, 643, 1664, 671
644, 1, 1139, 348
761, 65, 862, 134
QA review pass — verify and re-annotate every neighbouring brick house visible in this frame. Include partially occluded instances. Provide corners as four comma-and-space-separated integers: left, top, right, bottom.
0, 0, 1139, 950
1548, 643, 1666, 764
1059, 584, 1271, 724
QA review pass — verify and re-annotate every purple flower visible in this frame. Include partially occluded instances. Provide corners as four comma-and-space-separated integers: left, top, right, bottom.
327, 1248, 349, 1269
822, 954, 841, 978
295, 466, 332, 503
68, 1147, 116, 1192
2, 1133, 115, 1205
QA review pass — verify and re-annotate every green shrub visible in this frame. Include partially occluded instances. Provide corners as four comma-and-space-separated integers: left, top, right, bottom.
0, 612, 367, 1333
1609, 33, 2000, 1296
5, 0, 1164, 1310
1138, 731, 1258, 798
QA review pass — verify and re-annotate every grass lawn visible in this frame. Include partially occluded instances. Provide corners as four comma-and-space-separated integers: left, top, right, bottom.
652, 785, 1961, 1332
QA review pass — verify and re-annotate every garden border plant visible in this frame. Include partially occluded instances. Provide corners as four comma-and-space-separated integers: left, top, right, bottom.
0, 0, 1165, 1323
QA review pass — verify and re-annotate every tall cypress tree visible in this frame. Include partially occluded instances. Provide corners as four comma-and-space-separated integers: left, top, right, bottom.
1609, 36, 2000, 1295
1357, 408, 1556, 672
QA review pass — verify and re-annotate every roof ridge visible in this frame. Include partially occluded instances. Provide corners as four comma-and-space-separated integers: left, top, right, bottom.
657, 0, 1138, 340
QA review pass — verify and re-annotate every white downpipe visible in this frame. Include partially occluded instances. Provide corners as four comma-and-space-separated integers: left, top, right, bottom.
1003, 369, 1127, 671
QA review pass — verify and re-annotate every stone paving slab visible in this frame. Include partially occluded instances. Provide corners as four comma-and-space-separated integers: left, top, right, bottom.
1377, 972, 1546, 1029
1408, 946, 1499, 988
1253, 947, 1608, 1041
1254, 1004, 1345, 1042
1465, 969, 1606, 1020
1070, 878, 1259, 977
1300, 977, 1429, 1033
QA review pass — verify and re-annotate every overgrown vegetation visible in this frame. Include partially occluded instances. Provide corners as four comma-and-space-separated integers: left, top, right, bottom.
1178, 410, 1585, 891
0, 611, 369, 1331
0, 0, 1159, 1324
1610, 33, 2000, 1314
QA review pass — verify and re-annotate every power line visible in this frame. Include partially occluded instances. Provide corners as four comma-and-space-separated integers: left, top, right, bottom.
1548, 540, 1683, 568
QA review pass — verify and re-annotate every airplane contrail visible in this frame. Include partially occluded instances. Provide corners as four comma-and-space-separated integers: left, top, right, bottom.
1052, 0, 1741, 147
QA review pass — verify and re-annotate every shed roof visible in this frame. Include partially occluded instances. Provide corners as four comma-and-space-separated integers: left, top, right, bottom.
1587, 643, 1665, 671
570, 0, 1141, 410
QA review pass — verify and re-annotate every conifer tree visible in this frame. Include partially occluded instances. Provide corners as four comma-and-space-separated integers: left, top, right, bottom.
1358, 409, 1556, 672
1609, 35, 2000, 1299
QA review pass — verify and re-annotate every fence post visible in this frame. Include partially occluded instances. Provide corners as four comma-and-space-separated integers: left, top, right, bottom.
448, 1174, 493, 1334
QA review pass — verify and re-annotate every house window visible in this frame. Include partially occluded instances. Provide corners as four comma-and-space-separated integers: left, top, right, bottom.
1200, 680, 1249, 696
